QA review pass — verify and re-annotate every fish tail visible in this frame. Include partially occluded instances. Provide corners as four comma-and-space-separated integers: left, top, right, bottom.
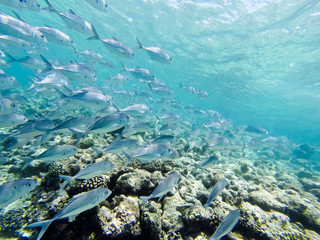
120, 62, 127, 71
87, 25, 100, 40
139, 196, 149, 206
54, 87, 68, 98
19, 157, 33, 170
135, 37, 144, 49
44, 0, 58, 14
122, 151, 132, 169
68, 127, 85, 146
5, 52, 17, 63
40, 55, 53, 73
148, 83, 153, 90
91, 146, 102, 159
58, 175, 72, 190
112, 102, 121, 112
27, 219, 53, 240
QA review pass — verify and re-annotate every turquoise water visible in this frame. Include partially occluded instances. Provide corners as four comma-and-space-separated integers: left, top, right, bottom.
1, 0, 320, 239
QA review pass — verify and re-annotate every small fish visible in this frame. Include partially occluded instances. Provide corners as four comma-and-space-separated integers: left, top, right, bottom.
209, 209, 240, 240
121, 62, 155, 81
136, 37, 172, 64
193, 155, 218, 173
0, 97, 18, 114
121, 122, 152, 137
139, 172, 180, 205
0, 113, 27, 128
151, 135, 177, 145
38, 26, 74, 48
21, 145, 78, 169
41, 55, 96, 83
28, 73, 69, 90
0, 11, 46, 43
0, 0, 41, 11
27, 187, 112, 240
84, 0, 108, 12
6, 53, 46, 71
123, 144, 173, 168
59, 161, 114, 190
85, 113, 130, 135
179, 83, 195, 94
76, 49, 105, 63
113, 103, 151, 117
0, 74, 19, 89
44, 0, 94, 36
0, 34, 32, 52
0, 178, 38, 208
157, 112, 180, 123
195, 89, 208, 97
108, 73, 130, 83
148, 83, 174, 97
204, 178, 227, 210
88, 26, 134, 59
92, 139, 140, 158
243, 126, 268, 135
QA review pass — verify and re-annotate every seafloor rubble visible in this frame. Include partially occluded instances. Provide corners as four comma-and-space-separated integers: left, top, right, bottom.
0, 132, 320, 240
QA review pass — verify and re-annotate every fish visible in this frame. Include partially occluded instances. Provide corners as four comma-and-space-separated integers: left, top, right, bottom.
121, 62, 155, 81
27, 187, 112, 240
157, 113, 180, 123
0, 11, 46, 43
38, 26, 74, 48
209, 209, 240, 240
0, 113, 27, 128
243, 126, 268, 135
193, 155, 218, 173
92, 139, 140, 158
179, 83, 196, 94
40, 55, 96, 83
148, 83, 174, 97
84, 112, 131, 136
76, 49, 105, 63
59, 161, 114, 190
6, 53, 46, 71
44, 0, 94, 36
204, 178, 227, 210
21, 145, 78, 169
0, 74, 19, 89
28, 73, 69, 91
123, 144, 173, 168
0, 34, 33, 52
113, 103, 151, 117
84, 0, 108, 12
121, 122, 152, 137
88, 26, 134, 59
0, 178, 38, 208
0, 97, 18, 114
0, 0, 41, 11
139, 172, 180, 205
151, 135, 178, 145
195, 89, 208, 97
136, 37, 172, 64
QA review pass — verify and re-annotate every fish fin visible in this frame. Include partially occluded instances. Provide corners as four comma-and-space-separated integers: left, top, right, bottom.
112, 36, 118, 41
91, 146, 102, 159
27, 220, 53, 240
19, 157, 34, 170
5, 52, 17, 63
139, 196, 149, 206
54, 87, 68, 98
112, 103, 121, 112
68, 127, 85, 146
58, 175, 72, 190
148, 83, 154, 90
12, 10, 25, 22
40, 55, 53, 73
44, 0, 58, 13
135, 37, 144, 49
122, 151, 132, 169
157, 195, 164, 201
120, 62, 127, 71
68, 9, 76, 14
87, 24, 100, 40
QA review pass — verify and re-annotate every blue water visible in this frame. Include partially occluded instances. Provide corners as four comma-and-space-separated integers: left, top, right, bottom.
2, 0, 319, 144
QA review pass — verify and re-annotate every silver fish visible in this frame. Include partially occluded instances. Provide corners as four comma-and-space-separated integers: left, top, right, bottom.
0, 113, 27, 128
123, 144, 173, 168
28, 73, 69, 90
0, 34, 32, 52
0, 11, 45, 42
27, 187, 112, 240
0, 178, 38, 208
59, 161, 114, 190
136, 37, 172, 64
41, 55, 96, 83
121, 62, 155, 81
0, 97, 18, 114
209, 209, 240, 240
151, 135, 178, 145
88, 26, 134, 59
204, 178, 227, 209
92, 139, 140, 158
44, 0, 94, 36
38, 26, 74, 48
193, 155, 218, 173
84, 0, 108, 12
121, 122, 152, 137
85, 113, 130, 135
243, 126, 268, 135
148, 83, 174, 97
0, 74, 19, 89
0, 0, 41, 11
114, 103, 151, 117
139, 172, 180, 205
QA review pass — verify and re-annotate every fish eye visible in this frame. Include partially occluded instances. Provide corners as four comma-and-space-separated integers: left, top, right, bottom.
27, 183, 32, 187
105, 4, 108, 7
11, 103, 15, 108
